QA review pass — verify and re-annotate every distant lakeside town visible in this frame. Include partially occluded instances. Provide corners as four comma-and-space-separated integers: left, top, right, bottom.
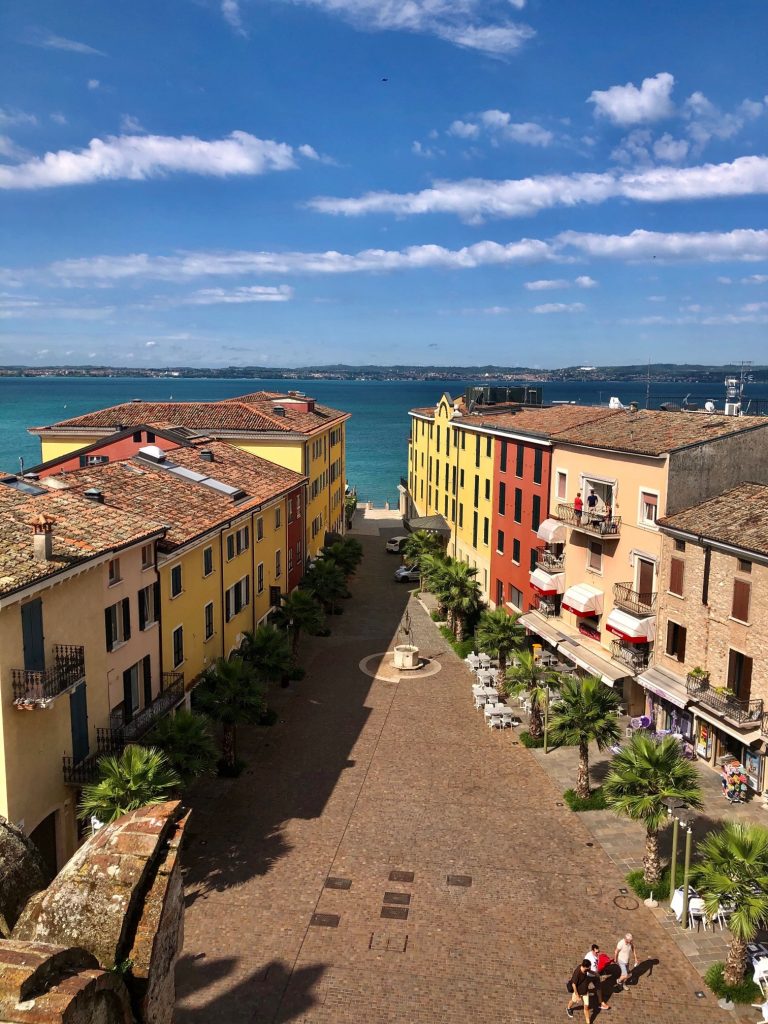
1, 362, 767, 384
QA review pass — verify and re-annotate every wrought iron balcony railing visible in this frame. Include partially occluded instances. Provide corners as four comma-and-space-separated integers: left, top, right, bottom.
613, 582, 657, 616
62, 728, 124, 786
685, 677, 763, 726
611, 640, 651, 673
12, 645, 85, 704
532, 594, 559, 618
535, 546, 565, 572
110, 672, 185, 742
556, 503, 621, 538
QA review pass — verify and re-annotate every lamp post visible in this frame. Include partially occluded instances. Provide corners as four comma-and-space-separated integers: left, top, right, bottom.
681, 823, 694, 929
662, 797, 689, 908
543, 683, 550, 755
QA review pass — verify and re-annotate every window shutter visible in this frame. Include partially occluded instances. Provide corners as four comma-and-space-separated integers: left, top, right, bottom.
742, 655, 753, 696
122, 597, 131, 641
79, 455, 87, 467
138, 589, 146, 631
244, 525, 249, 548
142, 654, 152, 704
732, 579, 751, 622
678, 626, 687, 661
227, 535, 235, 560
245, 576, 250, 605
104, 608, 114, 652
669, 557, 685, 596
153, 581, 161, 620
225, 589, 231, 622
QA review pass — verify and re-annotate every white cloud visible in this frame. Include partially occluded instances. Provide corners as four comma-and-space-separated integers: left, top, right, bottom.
0, 131, 312, 189
532, 302, 586, 314
145, 341, 157, 347
275, 1, 535, 56
0, 107, 37, 128
683, 91, 766, 150
652, 133, 689, 164
50, 112, 68, 125
742, 302, 768, 313
589, 72, 675, 126
575, 275, 598, 288
120, 114, 144, 133
648, 295, 666, 302
448, 120, 480, 139
559, 227, 768, 262
508, 0, 526, 7
412, 140, 441, 158
0, 295, 114, 320
31, 33, 106, 56
308, 154, 768, 221
180, 285, 294, 304
478, 109, 553, 145
222, 0, 247, 34
0, 136, 29, 160
87, 79, 101, 91
524, 279, 569, 290
742, 274, 768, 284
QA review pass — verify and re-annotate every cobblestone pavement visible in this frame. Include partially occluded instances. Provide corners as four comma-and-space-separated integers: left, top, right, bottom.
175, 517, 731, 1023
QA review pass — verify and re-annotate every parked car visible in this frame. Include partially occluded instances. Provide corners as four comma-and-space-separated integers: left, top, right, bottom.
386, 535, 408, 553
394, 564, 420, 583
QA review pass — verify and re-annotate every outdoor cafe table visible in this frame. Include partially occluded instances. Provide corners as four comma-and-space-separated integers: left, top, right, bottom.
671, 886, 698, 921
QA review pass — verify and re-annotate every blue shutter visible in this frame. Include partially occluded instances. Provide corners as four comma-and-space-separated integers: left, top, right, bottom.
21, 599, 45, 671
69, 683, 89, 764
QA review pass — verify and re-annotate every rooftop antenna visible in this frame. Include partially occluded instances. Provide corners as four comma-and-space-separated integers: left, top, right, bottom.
19, 456, 24, 475
645, 359, 651, 410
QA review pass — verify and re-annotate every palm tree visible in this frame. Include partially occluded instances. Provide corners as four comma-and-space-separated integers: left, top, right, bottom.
241, 624, 292, 685
420, 552, 451, 615
193, 657, 266, 772
304, 558, 348, 614
321, 537, 363, 577
441, 560, 481, 640
503, 650, 553, 738
145, 710, 218, 784
548, 676, 622, 798
274, 589, 325, 655
604, 733, 702, 886
78, 745, 180, 824
692, 822, 768, 987
475, 607, 524, 676
402, 530, 444, 588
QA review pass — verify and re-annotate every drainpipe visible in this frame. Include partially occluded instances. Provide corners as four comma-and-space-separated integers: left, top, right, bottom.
219, 530, 226, 660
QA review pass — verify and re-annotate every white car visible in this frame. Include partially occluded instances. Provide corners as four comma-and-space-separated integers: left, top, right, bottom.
386, 535, 408, 553
394, 564, 420, 583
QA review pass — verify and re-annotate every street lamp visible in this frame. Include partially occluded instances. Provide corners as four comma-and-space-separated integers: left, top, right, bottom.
681, 820, 694, 929
662, 797, 689, 905
543, 682, 551, 755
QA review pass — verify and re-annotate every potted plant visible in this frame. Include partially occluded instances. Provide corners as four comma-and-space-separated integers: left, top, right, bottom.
686, 666, 709, 690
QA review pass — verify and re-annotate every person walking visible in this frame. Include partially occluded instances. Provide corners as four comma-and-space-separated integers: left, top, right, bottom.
567, 959, 610, 1020
614, 933, 639, 987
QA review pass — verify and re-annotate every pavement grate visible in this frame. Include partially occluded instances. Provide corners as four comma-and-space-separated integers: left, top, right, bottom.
447, 874, 472, 887
325, 877, 352, 890
383, 891, 411, 905
310, 913, 340, 928
389, 870, 415, 883
369, 931, 408, 952
381, 906, 409, 920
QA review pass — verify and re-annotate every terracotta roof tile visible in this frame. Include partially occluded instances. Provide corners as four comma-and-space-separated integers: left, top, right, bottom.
0, 486, 162, 597
460, 405, 618, 437
658, 482, 768, 557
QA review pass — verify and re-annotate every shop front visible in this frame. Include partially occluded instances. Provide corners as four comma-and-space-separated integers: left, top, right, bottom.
637, 666, 693, 738
691, 707, 765, 793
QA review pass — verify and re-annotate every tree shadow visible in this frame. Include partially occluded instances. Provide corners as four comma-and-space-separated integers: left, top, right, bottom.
174, 953, 325, 1024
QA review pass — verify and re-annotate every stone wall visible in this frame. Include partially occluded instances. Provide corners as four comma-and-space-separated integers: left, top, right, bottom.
667, 425, 768, 515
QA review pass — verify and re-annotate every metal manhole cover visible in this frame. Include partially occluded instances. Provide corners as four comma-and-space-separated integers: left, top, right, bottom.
381, 906, 409, 920
613, 894, 639, 911
389, 870, 414, 883
310, 913, 340, 928
325, 877, 352, 890
447, 874, 472, 887
383, 892, 411, 906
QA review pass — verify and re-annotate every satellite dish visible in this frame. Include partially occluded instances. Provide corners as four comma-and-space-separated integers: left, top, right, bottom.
608, 396, 625, 409
705, 401, 715, 413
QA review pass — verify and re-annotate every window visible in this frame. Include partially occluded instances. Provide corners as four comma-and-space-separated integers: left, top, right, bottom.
275, 507, 282, 529
515, 444, 524, 478
727, 649, 753, 699
296, 493, 302, 518
514, 488, 522, 524
475, 435, 480, 467
482, 517, 489, 545
436, 425, 441, 452
138, 583, 158, 630
225, 577, 250, 621
105, 598, 130, 651
232, 526, 249, 554
530, 548, 538, 573
203, 546, 213, 576
256, 517, 264, 541
227, 535, 235, 560
674, 539, 686, 552
170, 564, 183, 597
296, 540, 302, 565
496, 579, 504, 606
512, 538, 520, 563
472, 512, 478, 547
498, 481, 506, 515
531, 495, 541, 532
288, 548, 293, 573
500, 441, 508, 472
533, 448, 543, 485
486, 437, 491, 458
738, 558, 752, 574
80, 454, 109, 466
665, 621, 686, 662
484, 479, 490, 501
133, 430, 142, 442
172, 625, 184, 667
275, 550, 282, 578
204, 602, 214, 641
497, 530, 504, 553
588, 540, 603, 572
257, 562, 264, 593
640, 490, 658, 526
459, 468, 465, 488
146, 431, 155, 443
108, 558, 120, 585
458, 504, 464, 529
444, 495, 448, 517
473, 476, 479, 507
731, 579, 751, 623
669, 557, 685, 597
451, 466, 457, 494
508, 585, 523, 609
556, 471, 567, 501
141, 544, 153, 570
461, 432, 466, 450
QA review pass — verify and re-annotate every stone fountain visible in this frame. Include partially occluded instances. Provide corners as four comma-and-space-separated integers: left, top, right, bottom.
392, 610, 421, 671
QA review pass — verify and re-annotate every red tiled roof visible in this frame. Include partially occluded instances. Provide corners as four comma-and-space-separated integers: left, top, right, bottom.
460, 405, 618, 437
658, 482, 768, 556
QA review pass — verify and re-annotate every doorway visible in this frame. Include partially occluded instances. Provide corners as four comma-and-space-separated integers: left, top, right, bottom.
29, 810, 57, 879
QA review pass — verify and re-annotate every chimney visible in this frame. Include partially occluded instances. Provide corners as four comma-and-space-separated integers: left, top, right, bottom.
629, 401, 639, 413
32, 513, 54, 561
84, 488, 104, 504
200, 449, 214, 462
273, 405, 286, 417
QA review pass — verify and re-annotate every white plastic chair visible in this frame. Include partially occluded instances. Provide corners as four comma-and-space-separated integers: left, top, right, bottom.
473, 693, 486, 710
688, 897, 708, 931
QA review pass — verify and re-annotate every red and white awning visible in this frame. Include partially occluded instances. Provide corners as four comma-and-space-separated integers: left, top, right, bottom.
536, 518, 566, 544
605, 608, 655, 643
561, 583, 604, 617
529, 567, 565, 596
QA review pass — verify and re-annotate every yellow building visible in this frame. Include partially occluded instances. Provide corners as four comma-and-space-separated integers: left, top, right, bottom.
29, 390, 350, 558
0, 482, 164, 872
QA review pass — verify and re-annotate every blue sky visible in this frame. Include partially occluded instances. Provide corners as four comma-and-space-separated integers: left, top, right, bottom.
1, 0, 767, 368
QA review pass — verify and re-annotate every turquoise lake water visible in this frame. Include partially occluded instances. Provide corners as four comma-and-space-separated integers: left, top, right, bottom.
1, 376, 764, 506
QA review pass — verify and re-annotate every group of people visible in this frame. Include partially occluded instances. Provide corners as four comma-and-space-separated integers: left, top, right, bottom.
573, 489, 614, 533
566, 934, 638, 1021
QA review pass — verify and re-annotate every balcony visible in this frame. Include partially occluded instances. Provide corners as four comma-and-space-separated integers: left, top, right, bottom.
110, 672, 185, 742
613, 582, 657, 616
62, 728, 124, 786
12, 646, 85, 706
611, 640, 651, 673
532, 594, 559, 618
535, 546, 565, 572
556, 503, 621, 539
685, 676, 763, 727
